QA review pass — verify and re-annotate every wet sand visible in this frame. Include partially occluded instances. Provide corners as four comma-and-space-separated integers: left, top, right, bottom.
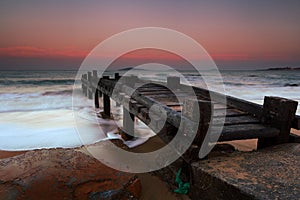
291, 128, 300, 136
0, 150, 27, 159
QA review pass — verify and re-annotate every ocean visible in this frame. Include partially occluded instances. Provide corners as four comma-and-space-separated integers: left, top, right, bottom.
0, 70, 299, 151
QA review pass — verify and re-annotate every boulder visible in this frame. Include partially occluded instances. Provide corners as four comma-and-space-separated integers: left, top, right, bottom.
0, 148, 141, 200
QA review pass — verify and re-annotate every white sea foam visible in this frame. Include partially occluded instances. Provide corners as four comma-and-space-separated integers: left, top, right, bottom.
0, 70, 299, 151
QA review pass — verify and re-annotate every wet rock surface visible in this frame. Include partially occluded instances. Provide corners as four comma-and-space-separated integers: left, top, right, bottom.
0, 148, 141, 200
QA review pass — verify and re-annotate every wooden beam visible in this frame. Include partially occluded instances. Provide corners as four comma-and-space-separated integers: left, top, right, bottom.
211, 124, 280, 142
213, 108, 249, 117
213, 115, 260, 126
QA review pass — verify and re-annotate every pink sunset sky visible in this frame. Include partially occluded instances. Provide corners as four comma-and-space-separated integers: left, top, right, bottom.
0, 0, 300, 70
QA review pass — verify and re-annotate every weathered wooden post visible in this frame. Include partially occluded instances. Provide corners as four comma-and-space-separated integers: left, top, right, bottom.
94, 89, 100, 108
123, 95, 135, 139
102, 76, 111, 117
92, 70, 100, 108
122, 76, 136, 138
92, 70, 98, 80
82, 74, 88, 96
167, 76, 180, 89
114, 73, 121, 107
115, 73, 120, 80
182, 99, 213, 160
121, 77, 137, 139
87, 71, 93, 99
258, 96, 298, 148
92, 70, 98, 94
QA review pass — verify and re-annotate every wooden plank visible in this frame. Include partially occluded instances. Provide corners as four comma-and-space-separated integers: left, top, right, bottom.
143, 92, 189, 98
137, 87, 169, 92
226, 96, 263, 117
184, 84, 264, 117
212, 115, 260, 126
139, 90, 174, 95
210, 124, 280, 142
152, 98, 181, 103
213, 103, 228, 110
213, 108, 249, 117
137, 84, 163, 89
168, 105, 182, 112
163, 102, 182, 106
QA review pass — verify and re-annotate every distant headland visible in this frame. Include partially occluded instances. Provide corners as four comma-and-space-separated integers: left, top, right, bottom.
260, 66, 300, 71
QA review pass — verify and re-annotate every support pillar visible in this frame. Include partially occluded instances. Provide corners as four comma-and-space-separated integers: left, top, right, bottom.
103, 94, 110, 117
182, 99, 213, 160
115, 73, 120, 80
94, 89, 100, 108
87, 72, 93, 99
123, 96, 134, 139
82, 74, 88, 96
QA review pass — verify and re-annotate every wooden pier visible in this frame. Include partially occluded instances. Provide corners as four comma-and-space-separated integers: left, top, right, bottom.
81, 70, 300, 157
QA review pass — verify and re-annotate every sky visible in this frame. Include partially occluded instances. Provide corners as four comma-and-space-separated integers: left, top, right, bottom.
0, 0, 300, 70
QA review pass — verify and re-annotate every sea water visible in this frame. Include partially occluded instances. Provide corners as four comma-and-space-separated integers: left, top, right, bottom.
0, 69, 299, 151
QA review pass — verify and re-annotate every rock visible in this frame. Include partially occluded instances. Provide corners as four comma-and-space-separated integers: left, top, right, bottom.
0, 148, 141, 200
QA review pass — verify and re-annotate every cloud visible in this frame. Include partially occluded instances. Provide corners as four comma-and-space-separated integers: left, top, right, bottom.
211, 53, 296, 62
211, 53, 251, 61
0, 46, 88, 58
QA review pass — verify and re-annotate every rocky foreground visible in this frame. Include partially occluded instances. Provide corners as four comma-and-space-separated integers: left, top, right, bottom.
0, 148, 141, 200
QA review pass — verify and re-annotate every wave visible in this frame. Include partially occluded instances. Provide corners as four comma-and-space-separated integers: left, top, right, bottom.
41, 89, 73, 96
223, 81, 253, 86
0, 79, 75, 86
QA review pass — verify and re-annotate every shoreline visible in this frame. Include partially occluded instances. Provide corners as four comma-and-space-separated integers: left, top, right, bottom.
1, 128, 299, 159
